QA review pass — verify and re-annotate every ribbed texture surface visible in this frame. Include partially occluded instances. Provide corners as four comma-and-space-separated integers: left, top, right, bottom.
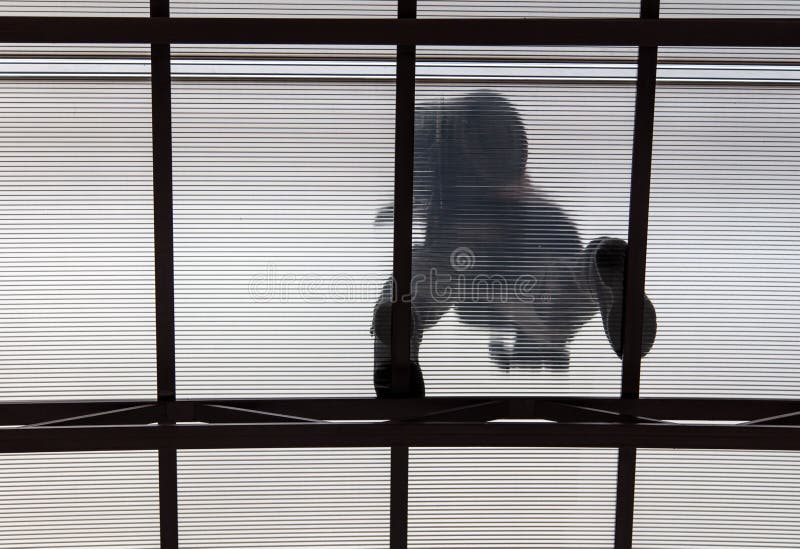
178, 448, 390, 548
0, 451, 160, 548
642, 73, 800, 397
4, 1, 800, 18
3, 47, 798, 400
660, 47, 800, 64
0, 44, 149, 58
408, 447, 618, 548
417, 1, 639, 17
413, 75, 636, 396
0, 1, 147, 15
172, 44, 397, 59
662, 1, 800, 17
4, 46, 799, 65
634, 449, 800, 548
172, 72, 395, 398
171, 0, 395, 17
0, 75, 156, 401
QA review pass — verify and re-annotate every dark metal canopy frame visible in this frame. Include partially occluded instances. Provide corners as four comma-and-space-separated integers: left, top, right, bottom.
2, 1, 800, 548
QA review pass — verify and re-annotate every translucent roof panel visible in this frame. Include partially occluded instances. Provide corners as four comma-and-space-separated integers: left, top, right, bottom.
634, 449, 800, 548
409, 447, 618, 548
0, 1, 147, 16
0, 58, 156, 401
0, 451, 160, 549
661, 1, 800, 17
418, 1, 639, 18
171, 0, 396, 17
171, 52, 395, 398
411, 48, 638, 396
642, 53, 800, 398
178, 448, 390, 548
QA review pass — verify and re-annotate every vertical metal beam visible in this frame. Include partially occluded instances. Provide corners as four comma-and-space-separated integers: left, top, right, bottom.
615, 3, 659, 549
614, 446, 638, 549
151, 2, 178, 549
152, 0, 176, 403
620, 0, 659, 399
390, 445, 410, 549
158, 447, 179, 549
391, 3, 415, 547
390, 0, 417, 396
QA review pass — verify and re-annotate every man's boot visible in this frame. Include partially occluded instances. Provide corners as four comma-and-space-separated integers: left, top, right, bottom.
372, 300, 426, 398
582, 237, 657, 358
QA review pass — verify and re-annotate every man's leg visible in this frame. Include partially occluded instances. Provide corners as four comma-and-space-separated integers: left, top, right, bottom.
372, 246, 454, 398
501, 263, 590, 370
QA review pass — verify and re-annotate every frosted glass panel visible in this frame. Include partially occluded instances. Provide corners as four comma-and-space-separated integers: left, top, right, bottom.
179, 448, 390, 548
409, 448, 618, 548
172, 53, 395, 398
0, 451, 160, 549
643, 66, 800, 397
0, 67, 156, 401
403, 49, 640, 396
635, 450, 800, 548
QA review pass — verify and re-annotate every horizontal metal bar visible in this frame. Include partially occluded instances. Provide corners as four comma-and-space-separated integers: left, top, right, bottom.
4, 397, 800, 425
3, 421, 800, 453
2, 17, 800, 46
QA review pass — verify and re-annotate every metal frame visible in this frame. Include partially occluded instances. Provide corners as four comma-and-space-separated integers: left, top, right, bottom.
615, 2, 659, 546
3, 16, 800, 46
2, 3, 800, 549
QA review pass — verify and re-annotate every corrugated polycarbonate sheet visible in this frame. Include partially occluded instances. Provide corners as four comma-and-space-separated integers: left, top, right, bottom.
171, 44, 397, 60
661, 1, 800, 17
642, 57, 800, 397
0, 1, 147, 15
419, 47, 637, 63
0, 44, 149, 57
419, 48, 800, 65
0, 66, 156, 400
5, 46, 797, 68
411, 54, 637, 396
409, 448, 618, 548
4, 45, 799, 401
660, 47, 800, 64
0, 451, 160, 549
417, 1, 639, 17
172, 60, 395, 398
634, 449, 800, 548
178, 448, 390, 548
171, 0, 396, 17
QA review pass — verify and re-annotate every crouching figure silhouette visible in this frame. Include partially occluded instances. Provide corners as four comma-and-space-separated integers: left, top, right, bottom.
372, 90, 657, 398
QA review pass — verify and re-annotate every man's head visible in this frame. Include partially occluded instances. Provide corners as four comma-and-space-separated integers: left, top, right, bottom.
415, 90, 529, 204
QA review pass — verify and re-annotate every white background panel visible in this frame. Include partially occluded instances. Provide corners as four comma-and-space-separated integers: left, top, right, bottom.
409, 447, 618, 548
0, 75, 156, 400
635, 449, 800, 548
178, 448, 390, 548
0, 451, 160, 549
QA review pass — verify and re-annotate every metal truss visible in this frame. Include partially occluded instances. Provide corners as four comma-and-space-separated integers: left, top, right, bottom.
2, 397, 800, 453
